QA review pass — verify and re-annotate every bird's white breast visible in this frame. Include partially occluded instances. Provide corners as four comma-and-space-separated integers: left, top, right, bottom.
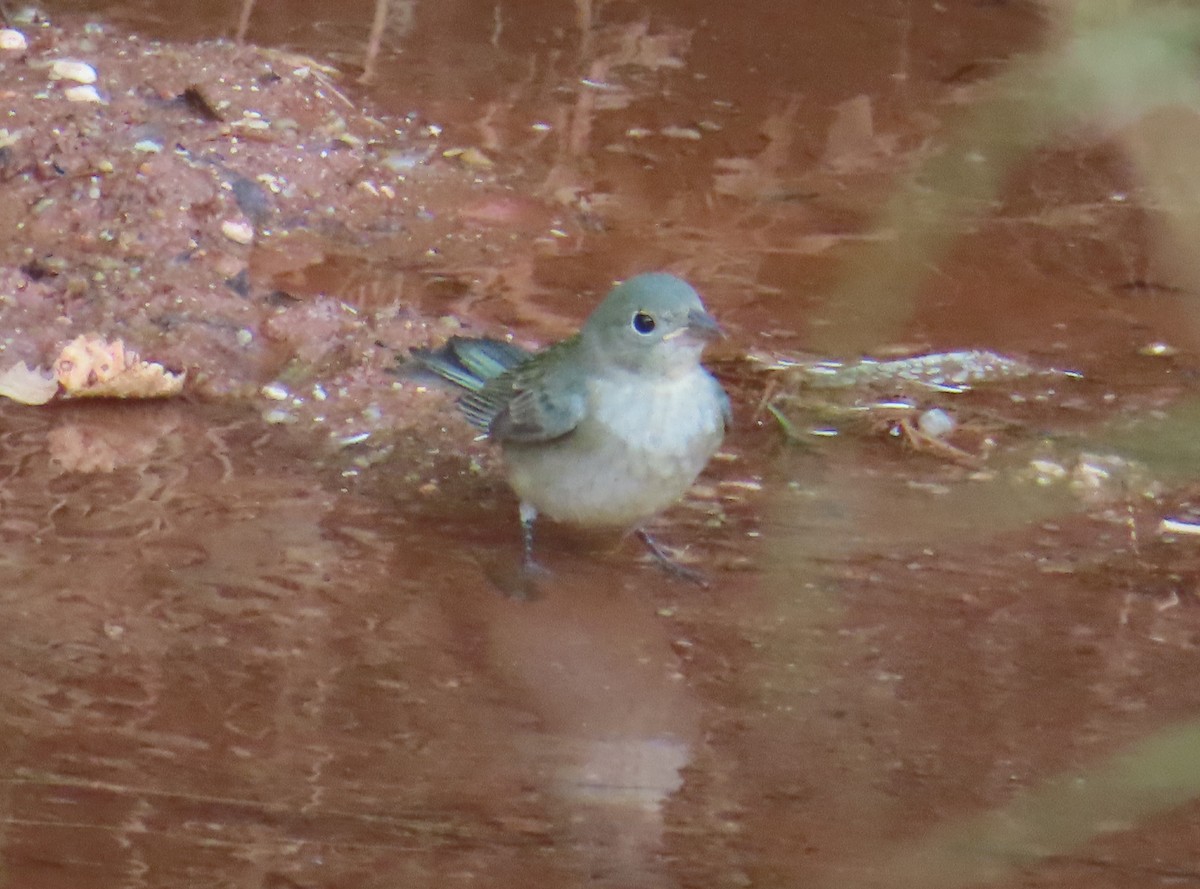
588, 370, 724, 456
503, 367, 726, 527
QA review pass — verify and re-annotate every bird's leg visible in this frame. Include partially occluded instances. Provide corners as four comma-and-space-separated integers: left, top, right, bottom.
479, 502, 548, 600
635, 528, 710, 588
518, 501, 547, 574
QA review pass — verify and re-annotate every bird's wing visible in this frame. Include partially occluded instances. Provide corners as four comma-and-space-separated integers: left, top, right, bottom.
461, 339, 588, 443
408, 337, 532, 392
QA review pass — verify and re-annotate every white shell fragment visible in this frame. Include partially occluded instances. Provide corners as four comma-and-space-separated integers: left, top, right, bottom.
0, 29, 28, 51
50, 58, 98, 84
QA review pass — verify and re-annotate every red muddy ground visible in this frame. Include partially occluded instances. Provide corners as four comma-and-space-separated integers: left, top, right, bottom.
2, 1, 1200, 887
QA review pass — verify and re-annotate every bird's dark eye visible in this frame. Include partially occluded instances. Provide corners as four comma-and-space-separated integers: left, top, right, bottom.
632, 311, 656, 334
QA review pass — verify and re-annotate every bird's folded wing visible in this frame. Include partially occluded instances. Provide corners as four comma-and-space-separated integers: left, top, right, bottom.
409, 336, 531, 392
461, 344, 588, 442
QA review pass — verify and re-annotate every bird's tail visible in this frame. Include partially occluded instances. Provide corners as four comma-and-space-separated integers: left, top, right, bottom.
407, 336, 530, 392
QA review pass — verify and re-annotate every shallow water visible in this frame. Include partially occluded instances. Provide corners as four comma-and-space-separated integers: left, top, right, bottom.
9, 1, 1200, 887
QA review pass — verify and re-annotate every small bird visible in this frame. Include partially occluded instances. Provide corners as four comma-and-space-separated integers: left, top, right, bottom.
410, 272, 730, 583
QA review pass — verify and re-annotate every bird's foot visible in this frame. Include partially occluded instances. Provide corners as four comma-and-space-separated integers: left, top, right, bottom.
521, 555, 551, 579
635, 529, 711, 588
482, 554, 549, 601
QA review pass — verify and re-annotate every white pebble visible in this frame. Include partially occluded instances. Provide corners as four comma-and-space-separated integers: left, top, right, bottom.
63, 84, 104, 104
1160, 517, 1200, 536
0, 29, 28, 51
660, 125, 702, 140
917, 407, 955, 439
261, 382, 290, 400
1029, 459, 1067, 480
221, 219, 255, 245
1138, 341, 1178, 357
263, 408, 297, 425
50, 58, 98, 84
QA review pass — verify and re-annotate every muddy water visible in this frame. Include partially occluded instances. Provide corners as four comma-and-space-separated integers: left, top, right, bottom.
10, 0, 1200, 887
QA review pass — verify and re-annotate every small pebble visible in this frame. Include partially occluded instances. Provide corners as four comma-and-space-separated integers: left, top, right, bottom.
263, 408, 297, 425
1160, 518, 1200, 536
50, 59, 98, 84
917, 407, 956, 439
383, 148, 431, 171
0, 29, 28, 51
63, 84, 104, 104
1029, 459, 1067, 481
261, 382, 290, 400
221, 219, 255, 245
1138, 342, 1178, 357
443, 146, 493, 169
660, 125, 702, 140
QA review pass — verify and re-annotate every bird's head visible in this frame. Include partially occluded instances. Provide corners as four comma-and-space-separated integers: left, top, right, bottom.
581, 273, 722, 376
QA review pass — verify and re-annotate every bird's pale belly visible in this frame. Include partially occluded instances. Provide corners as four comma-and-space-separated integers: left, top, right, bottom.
502, 371, 725, 527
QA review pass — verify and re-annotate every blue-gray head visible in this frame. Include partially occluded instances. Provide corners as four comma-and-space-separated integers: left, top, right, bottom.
581, 273, 722, 375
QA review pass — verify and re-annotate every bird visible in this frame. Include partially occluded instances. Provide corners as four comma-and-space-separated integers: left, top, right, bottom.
409, 272, 730, 584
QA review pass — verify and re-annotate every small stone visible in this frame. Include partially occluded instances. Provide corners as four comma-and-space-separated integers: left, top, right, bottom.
63, 84, 104, 104
50, 58, 98, 84
1160, 517, 1200, 536
1138, 342, 1178, 357
221, 219, 255, 245
660, 125, 702, 140
443, 146, 494, 169
917, 407, 955, 439
0, 29, 28, 51
263, 408, 297, 425
383, 148, 430, 171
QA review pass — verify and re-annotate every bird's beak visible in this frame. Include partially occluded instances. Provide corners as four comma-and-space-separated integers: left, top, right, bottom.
684, 308, 724, 340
